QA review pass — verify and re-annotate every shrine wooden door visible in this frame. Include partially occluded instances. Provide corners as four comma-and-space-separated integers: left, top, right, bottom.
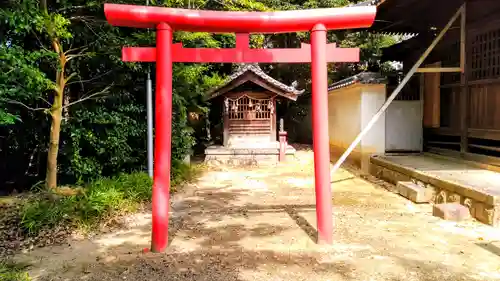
224, 92, 276, 146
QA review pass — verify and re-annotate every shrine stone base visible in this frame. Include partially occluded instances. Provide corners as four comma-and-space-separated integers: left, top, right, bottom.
370, 153, 500, 227
204, 142, 296, 166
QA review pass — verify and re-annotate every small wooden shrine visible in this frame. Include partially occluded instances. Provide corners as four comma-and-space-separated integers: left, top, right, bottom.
205, 64, 303, 165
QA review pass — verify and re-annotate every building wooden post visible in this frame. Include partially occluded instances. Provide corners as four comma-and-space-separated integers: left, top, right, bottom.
419, 73, 425, 151
460, 3, 469, 154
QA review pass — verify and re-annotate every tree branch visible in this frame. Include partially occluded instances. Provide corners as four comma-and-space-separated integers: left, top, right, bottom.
64, 46, 88, 56
1, 99, 49, 112
57, 5, 87, 12
62, 84, 114, 109
38, 96, 51, 106
40, 0, 48, 14
32, 31, 51, 53
64, 72, 78, 84
66, 53, 89, 62
66, 69, 114, 86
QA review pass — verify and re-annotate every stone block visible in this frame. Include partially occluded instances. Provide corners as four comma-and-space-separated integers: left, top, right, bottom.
396, 181, 432, 203
433, 203, 471, 222
473, 202, 499, 226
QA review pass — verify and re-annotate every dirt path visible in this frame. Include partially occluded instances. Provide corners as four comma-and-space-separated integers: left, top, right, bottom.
14, 150, 500, 281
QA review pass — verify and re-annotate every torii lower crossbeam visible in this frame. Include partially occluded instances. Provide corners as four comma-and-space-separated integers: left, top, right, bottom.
122, 34, 360, 63
104, 3, 376, 253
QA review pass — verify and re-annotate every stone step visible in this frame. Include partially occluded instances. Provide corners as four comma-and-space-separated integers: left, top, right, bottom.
371, 154, 500, 226
396, 181, 433, 203
433, 203, 471, 222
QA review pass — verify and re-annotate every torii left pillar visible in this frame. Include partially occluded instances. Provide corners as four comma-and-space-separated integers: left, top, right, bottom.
104, 3, 376, 252
151, 23, 173, 251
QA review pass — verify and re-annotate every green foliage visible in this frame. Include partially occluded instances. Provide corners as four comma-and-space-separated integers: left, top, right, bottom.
0, 260, 31, 281
21, 162, 198, 235
0, 0, 397, 192
21, 172, 151, 235
62, 96, 147, 181
0, 45, 54, 124
171, 160, 204, 190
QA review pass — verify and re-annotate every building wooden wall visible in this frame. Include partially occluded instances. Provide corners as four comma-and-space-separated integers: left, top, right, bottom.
422, 1, 500, 162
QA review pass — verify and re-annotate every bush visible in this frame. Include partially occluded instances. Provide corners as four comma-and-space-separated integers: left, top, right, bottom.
21, 197, 74, 235
21, 172, 151, 235
20, 163, 202, 236
0, 260, 31, 281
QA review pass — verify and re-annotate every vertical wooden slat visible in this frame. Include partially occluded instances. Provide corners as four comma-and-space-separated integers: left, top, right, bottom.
476, 87, 482, 129
486, 85, 493, 129
423, 62, 441, 128
481, 87, 488, 128
469, 86, 476, 128
495, 85, 500, 129
460, 3, 469, 153
420, 73, 425, 130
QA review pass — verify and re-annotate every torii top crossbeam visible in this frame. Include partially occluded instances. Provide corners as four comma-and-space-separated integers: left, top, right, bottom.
104, 4, 376, 32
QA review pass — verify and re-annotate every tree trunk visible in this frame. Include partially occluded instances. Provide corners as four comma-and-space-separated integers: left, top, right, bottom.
45, 42, 66, 190
41, 0, 67, 190
46, 100, 62, 190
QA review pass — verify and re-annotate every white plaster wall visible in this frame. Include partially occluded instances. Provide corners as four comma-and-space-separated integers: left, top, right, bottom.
328, 85, 362, 166
385, 100, 423, 152
360, 84, 387, 173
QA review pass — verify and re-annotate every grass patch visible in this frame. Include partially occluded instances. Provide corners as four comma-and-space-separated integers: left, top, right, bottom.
0, 260, 31, 281
20, 161, 203, 236
171, 159, 204, 192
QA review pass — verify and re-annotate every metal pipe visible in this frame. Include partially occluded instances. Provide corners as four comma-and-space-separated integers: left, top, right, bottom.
146, 72, 153, 177
329, 4, 465, 178
146, 0, 153, 178
311, 23, 333, 244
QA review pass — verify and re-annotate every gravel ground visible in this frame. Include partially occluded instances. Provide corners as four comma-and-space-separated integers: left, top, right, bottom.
13, 149, 500, 281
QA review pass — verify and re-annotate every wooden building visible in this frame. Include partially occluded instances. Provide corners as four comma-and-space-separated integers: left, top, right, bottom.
369, 0, 500, 164
205, 64, 301, 165
352, 0, 500, 227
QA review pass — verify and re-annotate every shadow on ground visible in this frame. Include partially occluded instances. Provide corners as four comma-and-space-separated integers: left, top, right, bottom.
18, 153, 500, 281
477, 241, 500, 257
37, 235, 479, 281
31, 187, 490, 281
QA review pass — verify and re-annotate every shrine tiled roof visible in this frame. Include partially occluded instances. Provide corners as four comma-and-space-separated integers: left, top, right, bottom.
208, 64, 305, 100
327, 72, 387, 91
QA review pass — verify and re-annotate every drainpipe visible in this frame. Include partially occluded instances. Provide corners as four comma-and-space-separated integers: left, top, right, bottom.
146, 0, 153, 177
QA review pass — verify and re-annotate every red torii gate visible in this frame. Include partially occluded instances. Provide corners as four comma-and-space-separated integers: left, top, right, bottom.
104, 3, 376, 252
